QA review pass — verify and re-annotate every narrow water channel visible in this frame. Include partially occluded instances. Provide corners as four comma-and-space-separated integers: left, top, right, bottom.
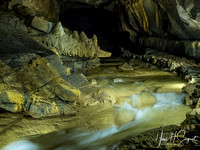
2, 59, 192, 150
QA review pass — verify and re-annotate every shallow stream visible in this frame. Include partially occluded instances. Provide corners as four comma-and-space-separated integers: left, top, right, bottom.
2, 59, 192, 150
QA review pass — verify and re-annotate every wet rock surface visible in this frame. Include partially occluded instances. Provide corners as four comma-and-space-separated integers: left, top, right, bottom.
137, 49, 200, 109
0, 52, 80, 118
118, 63, 134, 71
0, 104, 116, 148
61, 56, 101, 72
116, 50, 200, 150
0, 8, 113, 119
116, 125, 181, 150
117, 108, 200, 149
116, 113, 200, 150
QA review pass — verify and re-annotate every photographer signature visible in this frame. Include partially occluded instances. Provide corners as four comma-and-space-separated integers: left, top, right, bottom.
155, 129, 199, 148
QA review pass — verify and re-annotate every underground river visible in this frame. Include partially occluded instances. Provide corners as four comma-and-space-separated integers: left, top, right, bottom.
2, 59, 192, 150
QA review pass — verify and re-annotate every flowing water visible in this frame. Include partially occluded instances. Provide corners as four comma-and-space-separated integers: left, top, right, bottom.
2, 59, 192, 150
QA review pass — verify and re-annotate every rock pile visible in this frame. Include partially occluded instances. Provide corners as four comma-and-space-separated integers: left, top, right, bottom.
137, 49, 200, 108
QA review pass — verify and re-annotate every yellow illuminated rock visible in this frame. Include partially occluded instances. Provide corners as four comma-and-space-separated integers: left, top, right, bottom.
54, 78, 81, 101
6, 90, 24, 112
114, 108, 135, 127
131, 91, 156, 108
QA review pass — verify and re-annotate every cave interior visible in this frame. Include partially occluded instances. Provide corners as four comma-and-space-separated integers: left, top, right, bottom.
0, 0, 200, 149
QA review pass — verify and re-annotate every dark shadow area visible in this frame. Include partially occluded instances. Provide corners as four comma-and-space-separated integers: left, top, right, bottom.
60, 8, 133, 57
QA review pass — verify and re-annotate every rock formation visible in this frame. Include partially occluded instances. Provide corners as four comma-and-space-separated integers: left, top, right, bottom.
0, 3, 112, 118
1, 0, 200, 149
31, 22, 111, 58
8, 0, 60, 22
117, 0, 200, 60
118, 0, 200, 39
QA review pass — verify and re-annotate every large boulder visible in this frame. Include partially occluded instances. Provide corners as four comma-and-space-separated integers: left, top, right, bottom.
114, 108, 135, 127
131, 91, 156, 109
30, 16, 54, 33
19, 56, 81, 102
0, 56, 81, 118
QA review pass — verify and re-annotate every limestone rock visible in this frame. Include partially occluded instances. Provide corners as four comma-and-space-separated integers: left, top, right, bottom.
192, 108, 200, 122
12, 3, 32, 18
114, 108, 135, 127
26, 96, 72, 118
92, 89, 116, 104
31, 22, 111, 59
184, 41, 200, 60
62, 73, 90, 89
21, 0, 60, 22
52, 22, 65, 37
117, 0, 200, 60
90, 79, 97, 85
54, 78, 80, 101
72, 31, 79, 41
0, 9, 113, 118
119, 0, 200, 39
8, 0, 22, 9
96, 49, 112, 58
196, 99, 200, 108
131, 91, 156, 108
80, 31, 87, 42
61, 55, 101, 72
0, 90, 24, 113
184, 83, 196, 95
181, 113, 199, 130
116, 125, 182, 149
19, 56, 81, 101
63, 73, 116, 105
118, 63, 134, 71
184, 95, 193, 106
0, 55, 81, 118
31, 16, 54, 33
0, 9, 54, 56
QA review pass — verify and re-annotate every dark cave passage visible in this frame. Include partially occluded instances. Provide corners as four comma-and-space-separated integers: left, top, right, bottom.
59, 8, 133, 57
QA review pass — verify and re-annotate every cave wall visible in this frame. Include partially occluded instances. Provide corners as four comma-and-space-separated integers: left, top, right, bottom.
2, 0, 200, 59
22, 0, 60, 22
6, 0, 200, 40
7, 0, 60, 22
57, 0, 200, 59
118, 0, 200, 40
